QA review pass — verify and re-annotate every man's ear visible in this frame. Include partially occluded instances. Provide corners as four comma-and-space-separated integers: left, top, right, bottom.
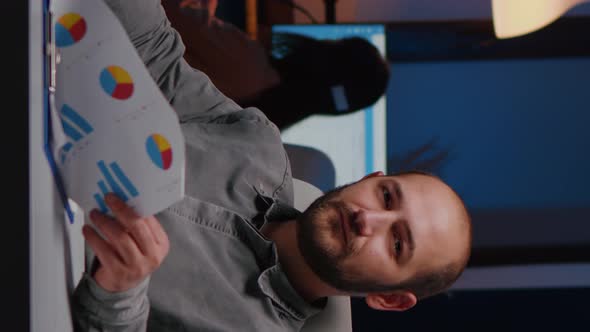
361, 171, 384, 180
365, 291, 417, 312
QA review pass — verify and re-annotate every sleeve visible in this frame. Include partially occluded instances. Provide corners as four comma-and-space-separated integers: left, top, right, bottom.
103, 0, 242, 122
72, 273, 150, 332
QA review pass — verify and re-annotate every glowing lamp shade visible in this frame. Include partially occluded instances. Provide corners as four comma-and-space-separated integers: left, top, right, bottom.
492, 0, 590, 39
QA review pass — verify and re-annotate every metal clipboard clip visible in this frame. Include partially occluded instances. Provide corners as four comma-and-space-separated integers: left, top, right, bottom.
43, 0, 75, 223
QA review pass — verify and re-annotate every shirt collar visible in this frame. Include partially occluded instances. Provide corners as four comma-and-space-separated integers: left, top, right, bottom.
247, 193, 325, 320
258, 264, 326, 321
251, 190, 301, 228
264, 199, 301, 223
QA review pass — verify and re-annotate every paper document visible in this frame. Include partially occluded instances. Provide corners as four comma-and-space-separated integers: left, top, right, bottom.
50, 0, 185, 217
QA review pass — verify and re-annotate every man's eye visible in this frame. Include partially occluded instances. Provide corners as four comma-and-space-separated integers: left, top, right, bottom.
382, 187, 392, 209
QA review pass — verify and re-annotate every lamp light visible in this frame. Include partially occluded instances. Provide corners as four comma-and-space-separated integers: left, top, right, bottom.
492, 0, 590, 39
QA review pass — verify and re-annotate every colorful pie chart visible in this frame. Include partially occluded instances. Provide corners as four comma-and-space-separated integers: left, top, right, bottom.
55, 13, 87, 47
146, 134, 173, 170
100, 66, 134, 100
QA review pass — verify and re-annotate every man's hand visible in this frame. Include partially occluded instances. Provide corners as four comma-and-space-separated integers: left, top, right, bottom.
82, 193, 170, 292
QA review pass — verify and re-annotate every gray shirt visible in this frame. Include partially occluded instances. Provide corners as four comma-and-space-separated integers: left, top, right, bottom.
72, 0, 324, 331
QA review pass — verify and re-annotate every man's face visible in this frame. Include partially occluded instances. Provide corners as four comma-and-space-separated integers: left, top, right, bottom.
297, 173, 469, 294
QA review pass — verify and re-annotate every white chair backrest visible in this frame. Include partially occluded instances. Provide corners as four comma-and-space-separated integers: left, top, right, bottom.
292, 178, 353, 332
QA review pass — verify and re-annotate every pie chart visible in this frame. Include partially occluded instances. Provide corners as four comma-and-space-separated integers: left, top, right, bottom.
146, 134, 173, 170
55, 13, 87, 47
100, 66, 134, 100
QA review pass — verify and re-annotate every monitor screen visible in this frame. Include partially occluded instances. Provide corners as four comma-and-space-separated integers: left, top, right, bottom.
272, 24, 387, 187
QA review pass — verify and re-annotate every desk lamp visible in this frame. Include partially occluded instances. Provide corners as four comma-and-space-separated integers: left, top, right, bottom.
492, 0, 590, 38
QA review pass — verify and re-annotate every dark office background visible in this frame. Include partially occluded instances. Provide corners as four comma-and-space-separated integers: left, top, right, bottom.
351, 288, 590, 331
213, 0, 590, 329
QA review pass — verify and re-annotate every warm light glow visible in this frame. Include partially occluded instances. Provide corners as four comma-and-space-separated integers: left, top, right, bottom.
492, 0, 590, 39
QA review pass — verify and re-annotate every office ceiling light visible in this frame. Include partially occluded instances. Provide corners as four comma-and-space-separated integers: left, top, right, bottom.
492, 0, 590, 38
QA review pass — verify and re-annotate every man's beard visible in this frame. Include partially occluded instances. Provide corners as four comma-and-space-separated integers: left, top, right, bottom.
296, 184, 390, 293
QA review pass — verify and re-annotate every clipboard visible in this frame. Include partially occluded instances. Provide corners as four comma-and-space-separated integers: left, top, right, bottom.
43, 0, 75, 223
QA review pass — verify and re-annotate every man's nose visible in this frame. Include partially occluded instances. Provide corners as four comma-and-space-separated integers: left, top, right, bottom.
353, 209, 396, 237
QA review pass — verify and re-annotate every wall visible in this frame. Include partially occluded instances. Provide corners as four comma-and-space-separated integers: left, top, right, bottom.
387, 58, 590, 211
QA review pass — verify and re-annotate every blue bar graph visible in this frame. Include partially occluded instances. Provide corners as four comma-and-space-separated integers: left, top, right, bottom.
60, 142, 74, 163
61, 104, 93, 133
93, 160, 140, 212
60, 104, 93, 142
93, 193, 108, 213
61, 120, 83, 141
98, 180, 109, 195
110, 162, 139, 197
97, 160, 128, 201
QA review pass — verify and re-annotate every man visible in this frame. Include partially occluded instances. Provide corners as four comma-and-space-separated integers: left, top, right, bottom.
72, 0, 472, 331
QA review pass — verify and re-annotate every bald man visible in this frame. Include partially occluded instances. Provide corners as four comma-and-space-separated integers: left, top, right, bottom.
71, 0, 471, 331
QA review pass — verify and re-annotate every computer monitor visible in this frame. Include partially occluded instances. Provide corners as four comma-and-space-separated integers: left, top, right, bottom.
272, 24, 387, 187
